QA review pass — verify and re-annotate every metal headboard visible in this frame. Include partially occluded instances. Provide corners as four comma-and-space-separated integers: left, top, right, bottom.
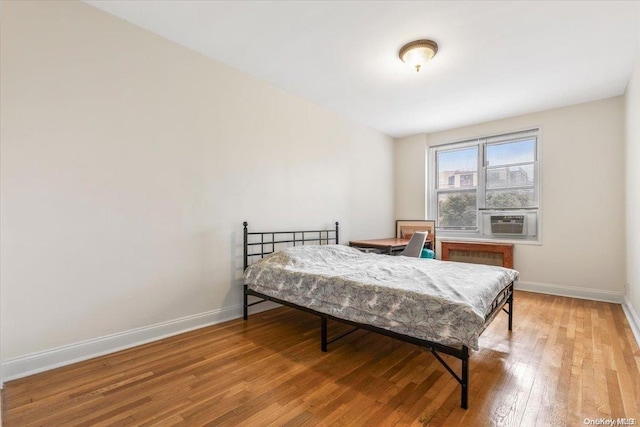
243, 221, 339, 270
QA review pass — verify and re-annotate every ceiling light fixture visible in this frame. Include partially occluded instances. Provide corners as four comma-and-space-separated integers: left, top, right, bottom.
399, 39, 438, 72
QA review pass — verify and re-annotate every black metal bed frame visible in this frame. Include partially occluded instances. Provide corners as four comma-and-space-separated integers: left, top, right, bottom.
241, 221, 513, 409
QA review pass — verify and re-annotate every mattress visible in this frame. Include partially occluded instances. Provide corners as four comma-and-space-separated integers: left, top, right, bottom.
243, 245, 518, 350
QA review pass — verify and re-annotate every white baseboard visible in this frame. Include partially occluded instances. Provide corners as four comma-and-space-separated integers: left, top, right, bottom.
622, 296, 640, 348
1, 302, 277, 383
515, 280, 625, 304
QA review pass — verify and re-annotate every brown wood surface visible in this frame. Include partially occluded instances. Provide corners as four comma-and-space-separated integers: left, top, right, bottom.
441, 240, 515, 269
3, 291, 640, 426
350, 238, 432, 253
350, 237, 410, 249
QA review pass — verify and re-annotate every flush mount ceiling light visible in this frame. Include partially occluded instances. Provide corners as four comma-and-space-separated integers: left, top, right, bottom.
399, 39, 438, 72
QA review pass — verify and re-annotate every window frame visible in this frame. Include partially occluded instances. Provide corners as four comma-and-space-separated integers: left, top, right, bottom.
428, 128, 542, 244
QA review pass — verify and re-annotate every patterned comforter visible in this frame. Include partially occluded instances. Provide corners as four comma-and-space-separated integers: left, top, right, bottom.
243, 245, 519, 350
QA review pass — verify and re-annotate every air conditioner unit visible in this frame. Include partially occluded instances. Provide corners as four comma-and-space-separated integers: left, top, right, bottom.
491, 215, 525, 234
482, 211, 537, 238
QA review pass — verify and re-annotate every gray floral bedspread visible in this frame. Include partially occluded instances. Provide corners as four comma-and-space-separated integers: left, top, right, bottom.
243, 245, 519, 350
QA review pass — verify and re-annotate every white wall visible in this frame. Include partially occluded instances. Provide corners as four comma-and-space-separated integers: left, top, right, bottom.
394, 134, 427, 221
395, 97, 626, 300
625, 53, 640, 324
0, 1, 394, 370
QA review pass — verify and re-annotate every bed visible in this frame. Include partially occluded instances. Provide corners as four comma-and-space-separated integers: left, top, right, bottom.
242, 222, 517, 409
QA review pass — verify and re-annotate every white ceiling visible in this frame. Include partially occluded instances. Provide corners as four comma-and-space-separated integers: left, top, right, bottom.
86, 1, 640, 138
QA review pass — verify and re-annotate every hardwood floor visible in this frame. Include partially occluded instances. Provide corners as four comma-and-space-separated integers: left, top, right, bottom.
3, 290, 640, 426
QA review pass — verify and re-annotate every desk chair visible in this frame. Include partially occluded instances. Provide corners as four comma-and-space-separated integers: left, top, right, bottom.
399, 232, 427, 257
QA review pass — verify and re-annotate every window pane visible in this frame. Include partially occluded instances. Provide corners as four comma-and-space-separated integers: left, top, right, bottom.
486, 189, 535, 208
486, 139, 535, 167
486, 164, 535, 189
438, 191, 477, 228
437, 147, 478, 189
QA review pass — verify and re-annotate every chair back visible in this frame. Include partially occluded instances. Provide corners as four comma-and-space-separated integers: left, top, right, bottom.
399, 232, 427, 257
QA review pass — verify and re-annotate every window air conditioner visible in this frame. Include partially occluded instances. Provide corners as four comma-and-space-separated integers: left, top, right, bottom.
490, 215, 525, 234
482, 211, 537, 238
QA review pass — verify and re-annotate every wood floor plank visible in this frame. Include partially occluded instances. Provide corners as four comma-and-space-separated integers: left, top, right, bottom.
3, 291, 640, 426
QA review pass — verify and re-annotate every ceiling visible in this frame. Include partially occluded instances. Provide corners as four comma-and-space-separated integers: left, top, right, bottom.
86, 1, 640, 138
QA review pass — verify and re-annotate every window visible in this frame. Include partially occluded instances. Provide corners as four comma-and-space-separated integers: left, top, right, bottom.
429, 129, 540, 242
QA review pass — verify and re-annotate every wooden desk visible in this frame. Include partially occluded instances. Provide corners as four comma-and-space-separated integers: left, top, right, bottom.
349, 238, 432, 255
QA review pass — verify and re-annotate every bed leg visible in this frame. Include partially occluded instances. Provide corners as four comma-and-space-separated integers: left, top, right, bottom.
243, 285, 248, 321
321, 316, 328, 352
461, 346, 469, 409
508, 287, 513, 331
